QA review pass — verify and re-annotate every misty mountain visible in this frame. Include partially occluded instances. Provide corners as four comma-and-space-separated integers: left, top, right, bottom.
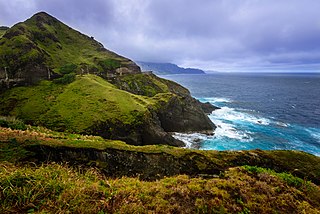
137, 61, 205, 75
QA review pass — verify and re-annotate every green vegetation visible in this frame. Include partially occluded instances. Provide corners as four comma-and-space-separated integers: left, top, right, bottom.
53, 73, 76, 84
114, 73, 190, 97
0, 116, 27, 130
59, 63, 77, 74
98, 59, 121, 71
115, 73, 170, 96
243, 165, 312, 189
0, 163, 319, 213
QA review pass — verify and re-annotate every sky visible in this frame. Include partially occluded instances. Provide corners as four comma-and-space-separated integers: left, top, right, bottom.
1, 0, 320, 72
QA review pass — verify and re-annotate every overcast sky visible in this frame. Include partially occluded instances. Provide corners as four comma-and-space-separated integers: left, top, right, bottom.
1, 0, 320, 72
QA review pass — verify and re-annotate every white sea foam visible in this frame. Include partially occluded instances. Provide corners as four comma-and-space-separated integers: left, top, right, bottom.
207, 107, 254, 142
201, 97, 232, 104
172, 132, 209, 148
209, 107, 271, 126
213, 119, 252, 141
305, 128, 320, 142
275, 121, 288, 127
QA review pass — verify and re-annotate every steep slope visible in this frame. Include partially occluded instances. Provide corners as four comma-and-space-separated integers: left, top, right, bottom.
0, 12, 216, 146
0, 12, 140, 88
137, 61, 205, 75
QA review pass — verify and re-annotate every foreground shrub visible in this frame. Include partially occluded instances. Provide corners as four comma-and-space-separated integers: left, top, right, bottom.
0, 116, 27, 130
53, 73, 76, 84
0, 164, 319, 213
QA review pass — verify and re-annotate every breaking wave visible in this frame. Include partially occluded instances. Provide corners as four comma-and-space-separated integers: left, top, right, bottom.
173, 96, 320, 156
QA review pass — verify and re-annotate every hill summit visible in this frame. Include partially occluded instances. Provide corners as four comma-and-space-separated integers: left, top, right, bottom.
0, 12, 140, 88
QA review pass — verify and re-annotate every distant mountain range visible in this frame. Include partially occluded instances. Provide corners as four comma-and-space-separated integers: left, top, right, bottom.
137, 61, 206, 75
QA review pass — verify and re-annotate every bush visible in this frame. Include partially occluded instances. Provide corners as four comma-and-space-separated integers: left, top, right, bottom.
0, 116, 27, 130
98, 59, 121, 71
243, 165, 309, 189
53, 73, 76, 84
59, 63, 77, 74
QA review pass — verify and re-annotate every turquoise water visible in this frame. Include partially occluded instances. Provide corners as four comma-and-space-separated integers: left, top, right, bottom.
163, 73, 320, 156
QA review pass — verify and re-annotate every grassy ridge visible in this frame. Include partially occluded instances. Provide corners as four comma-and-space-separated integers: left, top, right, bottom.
1, 124, 320, 184
1, 123, 320, 213
113, 73, 190, 97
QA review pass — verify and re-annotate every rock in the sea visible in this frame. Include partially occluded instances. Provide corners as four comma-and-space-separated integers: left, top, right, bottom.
158, 96, 216, 133
200, 102, 221, 114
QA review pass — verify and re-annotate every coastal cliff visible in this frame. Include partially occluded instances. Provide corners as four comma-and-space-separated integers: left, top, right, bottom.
0, 12, 215, 147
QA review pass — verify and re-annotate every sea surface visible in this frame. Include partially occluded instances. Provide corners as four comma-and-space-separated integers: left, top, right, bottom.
162, 72, 320, 156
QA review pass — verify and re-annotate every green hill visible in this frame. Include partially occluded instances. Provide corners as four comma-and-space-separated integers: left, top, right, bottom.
0, 12, 215, 146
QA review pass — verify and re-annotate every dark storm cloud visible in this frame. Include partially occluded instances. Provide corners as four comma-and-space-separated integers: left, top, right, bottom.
1, 0, 320, 71
35, 0, 114, 26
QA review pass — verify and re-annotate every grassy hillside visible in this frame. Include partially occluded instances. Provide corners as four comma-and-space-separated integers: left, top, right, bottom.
0, 124, 320, 213
0, 74, 172, 135
113, 73, 190, 97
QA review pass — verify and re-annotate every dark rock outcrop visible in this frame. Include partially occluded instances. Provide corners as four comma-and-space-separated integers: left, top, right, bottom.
83, 112, 184, 147
141, 111, 185, 147
200, 102, 221, 114
22, 144, 320, 184
158, 96, 215, 133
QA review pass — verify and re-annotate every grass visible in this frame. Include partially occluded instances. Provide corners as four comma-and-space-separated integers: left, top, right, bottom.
114, 73, 190, 97
115, 73, 170, 96
0, 163, 319, 213
0, 116, 27, 130
243, 165, 312, 189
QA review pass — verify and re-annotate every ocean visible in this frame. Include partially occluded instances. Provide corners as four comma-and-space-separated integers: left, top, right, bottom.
162, 72, 320, 156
